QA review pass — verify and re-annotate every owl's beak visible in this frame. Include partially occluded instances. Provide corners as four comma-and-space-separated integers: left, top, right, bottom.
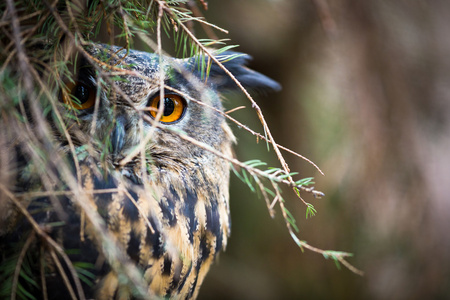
111, 115, 126, 155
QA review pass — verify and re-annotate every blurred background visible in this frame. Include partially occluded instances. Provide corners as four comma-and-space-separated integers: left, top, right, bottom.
195, 1, 450, 299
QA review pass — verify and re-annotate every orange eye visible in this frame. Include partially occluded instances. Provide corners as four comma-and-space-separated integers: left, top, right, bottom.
61, 81, 96, 110
148, 94, 187, 124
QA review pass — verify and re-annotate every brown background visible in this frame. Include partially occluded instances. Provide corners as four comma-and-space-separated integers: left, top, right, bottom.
194, 1, 450, 299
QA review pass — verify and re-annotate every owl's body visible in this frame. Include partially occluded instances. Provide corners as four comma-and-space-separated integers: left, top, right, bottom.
0, 44, 279, 299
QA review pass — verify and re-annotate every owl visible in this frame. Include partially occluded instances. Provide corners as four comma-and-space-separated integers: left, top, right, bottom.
0, 44, 280, 299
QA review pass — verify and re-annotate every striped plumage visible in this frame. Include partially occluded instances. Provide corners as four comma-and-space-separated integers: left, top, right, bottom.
0, 44, 280, 299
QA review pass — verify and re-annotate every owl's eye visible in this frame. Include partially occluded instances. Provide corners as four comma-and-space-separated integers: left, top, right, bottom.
148, 94, 187, 124
61, 81, 96, 110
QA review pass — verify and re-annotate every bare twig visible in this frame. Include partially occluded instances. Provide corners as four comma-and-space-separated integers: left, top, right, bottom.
49, 248, 78, 300
40, 246, 48, 300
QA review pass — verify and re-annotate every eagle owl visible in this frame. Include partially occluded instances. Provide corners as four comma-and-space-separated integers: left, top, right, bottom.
0, 44, 280, 299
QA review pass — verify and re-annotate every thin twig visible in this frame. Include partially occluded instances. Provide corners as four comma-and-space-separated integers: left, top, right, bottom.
225, 105, 246, 114
337, 256, 364, 276
49, 248, 78, 300
40, 245, 48, 300
16, 188, 122, 199
11, 231, 36, 300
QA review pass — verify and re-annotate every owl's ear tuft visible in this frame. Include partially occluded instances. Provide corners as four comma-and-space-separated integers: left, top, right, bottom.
190, 51, 281, 94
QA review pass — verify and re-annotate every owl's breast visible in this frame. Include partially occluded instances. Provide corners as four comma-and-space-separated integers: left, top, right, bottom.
90, 153, 231, 299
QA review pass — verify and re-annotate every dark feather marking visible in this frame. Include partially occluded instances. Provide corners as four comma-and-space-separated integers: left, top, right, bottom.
205, 199, 220, 235
145, 217, 163, 258
92, 170, 116, 190
183, 186, 198, 244
205, 196, 222, 254
123, 168, 143, 185
169, 185, 180, 199
93, 173, 116, 220
166, 258, 183, 297
160, 192, 177, 227
177, 262, 192, 293
127, 229, 141, 263
160, 200, 177, 227
122, 189, 139, 221
185, 238, 209, 300
162, 255, 172, 276
199, 236, 210, 265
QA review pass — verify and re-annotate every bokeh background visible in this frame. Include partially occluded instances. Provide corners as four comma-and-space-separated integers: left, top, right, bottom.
195, 1, 450, 299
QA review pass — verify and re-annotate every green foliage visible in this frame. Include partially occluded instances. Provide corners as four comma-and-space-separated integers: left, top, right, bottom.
231, 159, 318, 221
284, 207, 299, 233
232, 159, 361, 274
306, 203, 317, 219
0, 242, 39, 300
73, 262, 97, 287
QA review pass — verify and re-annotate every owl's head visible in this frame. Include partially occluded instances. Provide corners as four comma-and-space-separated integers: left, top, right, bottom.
59, 44, 280, 180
